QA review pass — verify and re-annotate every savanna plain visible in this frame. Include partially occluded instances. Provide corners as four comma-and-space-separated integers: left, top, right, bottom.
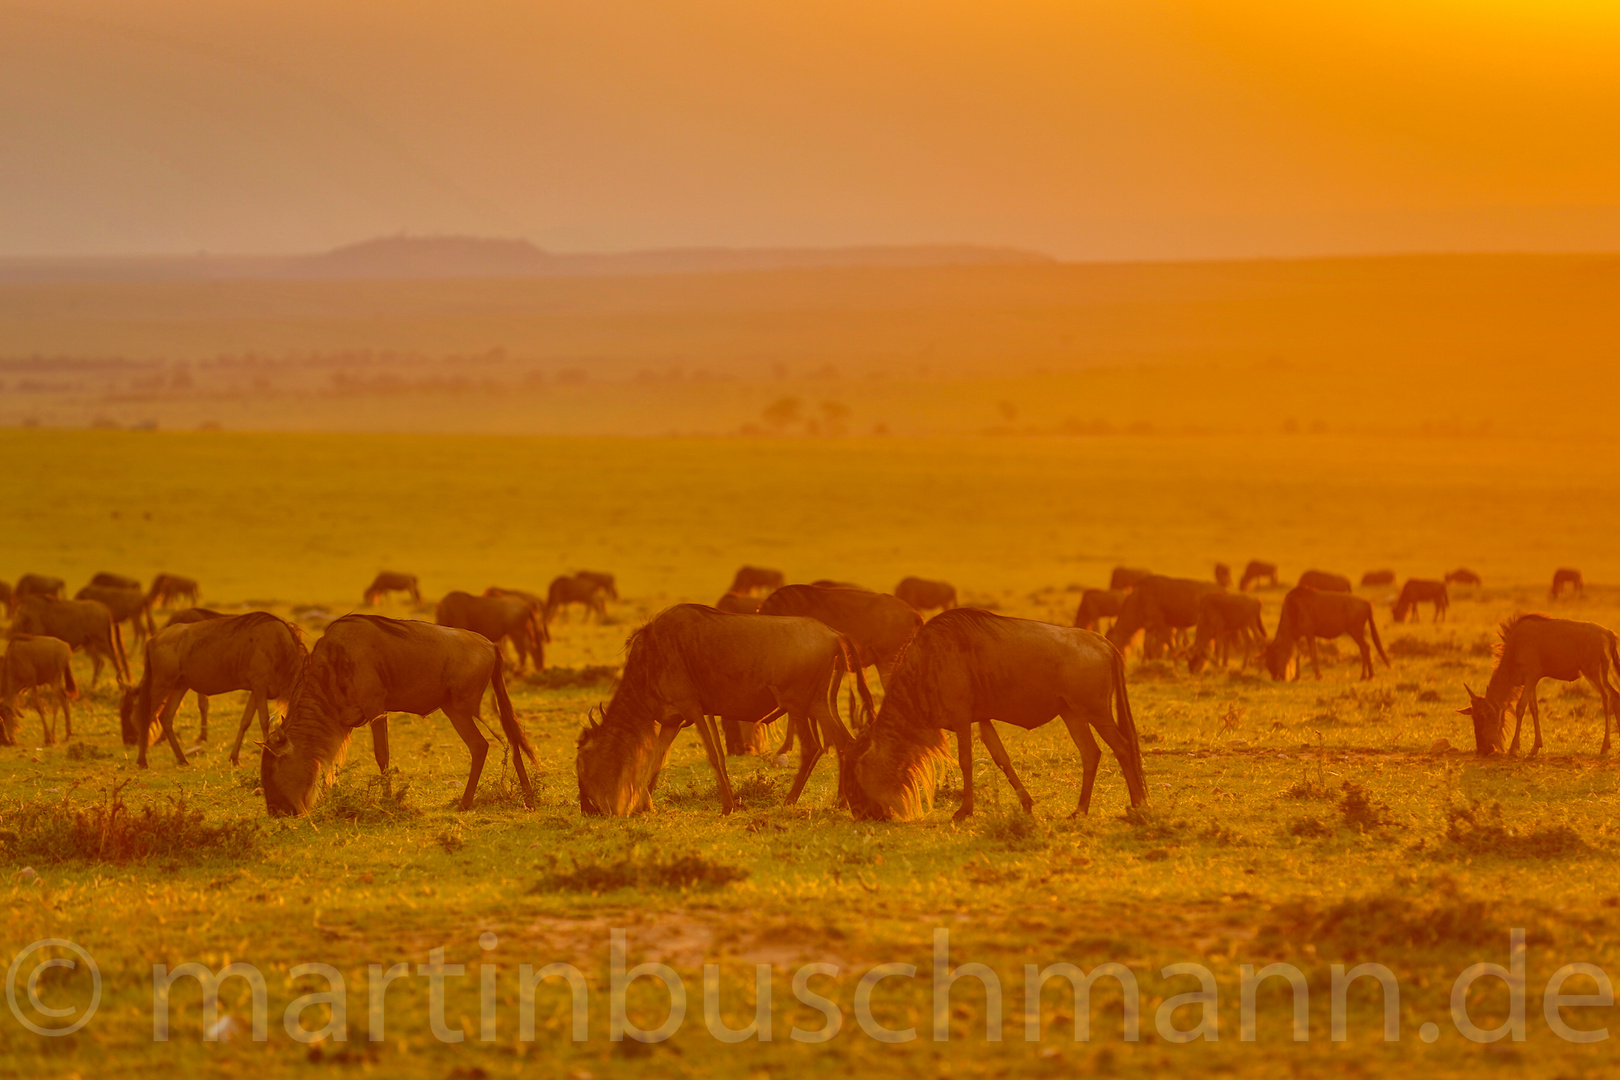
3, 424, 1620, 1079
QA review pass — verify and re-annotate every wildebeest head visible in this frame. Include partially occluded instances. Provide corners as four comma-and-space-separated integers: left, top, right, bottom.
259, 722, 320, 816
1264, 637, 1293, 681
1456, 685, 1506, 756
575, 702, 656, 816
118, 685, 145, 745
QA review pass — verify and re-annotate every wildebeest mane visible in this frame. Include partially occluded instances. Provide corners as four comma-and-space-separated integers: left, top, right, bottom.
1494, 613, 1553, 664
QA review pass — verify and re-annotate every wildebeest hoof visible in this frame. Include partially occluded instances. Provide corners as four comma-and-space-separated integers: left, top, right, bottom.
952, 808, 972, 822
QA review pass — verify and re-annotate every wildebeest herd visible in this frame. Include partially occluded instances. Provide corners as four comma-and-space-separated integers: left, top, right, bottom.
1, 561, 1615, 828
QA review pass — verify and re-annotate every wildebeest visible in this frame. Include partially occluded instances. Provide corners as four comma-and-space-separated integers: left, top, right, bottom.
1551, 568, 1584, 600
1445, 568, 1483, 587
810, 579, 861, 589
714, 592, 764, 614
124, 612, 307, 767
90, 572, 143, 591
843, 609, 1146, 821
544, 573, 614, 623
1297, 569, 1352, 593
894, 577, 957, 613
1109, 566, 1152, 591
1391, 579, 1450, 623
1073, 588, 1127, 633
10, 574, 64, 614
1360, 569, 1396, 587
437, 590, 546, 672
575, 605, 872, 816
363, 571, 421, 605
1214, 563, 1232, 589
482, 587, 553, 668
147, 573, 200, 611
0, 635, 78, 746
758, 584, 922, 687
1105, 576, 1219, 658
9, 595, 130, 685
728, 566, 785, 596
1457, 614, 1620, 756
574, 571, 618, 601
261, 615, 536, 815
1265, 586, 1389, 681
0, 582, 9, 610
152, 608, 228, 733
1188, 592, 1266, 674
75, 584, 155, 644
1239, 561, 1279, 591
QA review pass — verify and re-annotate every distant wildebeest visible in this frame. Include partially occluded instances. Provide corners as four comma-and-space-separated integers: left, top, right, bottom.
1445, 568, 1483, 587
123, 612, 306, 768
1551, 568, 1584, 600
152, 608, 229, 733
1073, 588, 1127, 633
759, 584, 923, 688
1360, 569, 1396, 587
363, 571, 421, 605
573, 571, 618, 601
1392, 579, 1450, 624
0, 635, 78, 746
1239, 561, 1279, 591
437, 590, 546, 672
544, 573, 614, 624
9, 595, 130, 685
843, 609, 1146, 821
261, 615, 537, 815
1458, 614, 1620, 757
1297, 569, 1352, 593
1106, 575, 1219, 658
1188, 592, 1266, 674
894, 577, 957, 614
146, 573, 200, 611
1214, 563, 1232, 589
75, 584, 155, 644
481, 587, 552, 669
1109, 566, 1152, 591
10, 574, 65, 614
728, 566, 786, 596
714, 592, 765, 614
1265, 586, 1389, 681
810, 579, 861, 589
575, 605, 872, 816
90, 572, 143, 591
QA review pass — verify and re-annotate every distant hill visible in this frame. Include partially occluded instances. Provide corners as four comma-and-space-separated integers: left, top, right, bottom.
0, 236, 1054, 283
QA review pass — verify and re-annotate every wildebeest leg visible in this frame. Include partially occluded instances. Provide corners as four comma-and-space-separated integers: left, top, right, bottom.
952, 724, 976, 821
1061, 713, 1104, 816
1349, 630, 1372, 680
1525, 679, 1545, 756
641, 719, 685, 810
58, 683, 71, 741
687, 710, 738, 814
370, 718, 391, 794
782, 711, 825, 806
31, 688, 54, 746
196, 692, 209, 741
147, 689, 190, 767
444, 704, 490, 811
976, 721, 1034, 813
229, 691, 264, 766
1506, 687, 1531, 756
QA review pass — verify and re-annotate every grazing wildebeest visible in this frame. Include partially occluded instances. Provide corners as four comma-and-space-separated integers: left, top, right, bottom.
573, 571, 618, 601
90, 572, 143, 591
894, 577, 957, 614
714, 592, 764, 614
261, 615, 536, 815
759, 584, 922, 688
1551, 568, 1584, 600
481, 587, 552, 668
124, 612, 307, 767
1457, 615, 1620, 757
1073, 588, 1127, 633
363, 571, 421, 605
729, 566, 786, 596
1239, 561, 1279, 591
1445, 568, 1483, 587
1106, 576, 1219, 658
10, 574, 65, 614
9, 595, 130, 685
75, 584, 154, 644
544, 573, 614, 623
810, 580, 861, 589
575, 605, 872, 816
1265, 586, 1389, 681
147, 573, 200, 611
153, 608, 228, 733
1214, 563, 1232, 589
1109, 566, 1152, 591
1361, 569, 1396, 587
1392, 579, 1450, 623
843, 609, 1146, 821
1188, 592, 1266, 674
0, 636, 78, 746
1298, 569, 1352, 593
437, 590, 546, 672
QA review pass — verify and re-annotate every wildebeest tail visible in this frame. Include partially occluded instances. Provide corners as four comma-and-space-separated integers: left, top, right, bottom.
489, 652, 538, 766
836, 633, 877, 728
61, 659, 79, 701
1368, 610, 1390, 667
110, 620, 131, 684
1110, 643, 1148, 803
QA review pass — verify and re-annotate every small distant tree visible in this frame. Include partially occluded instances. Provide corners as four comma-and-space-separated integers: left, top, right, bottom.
763, 396, 803, 430
997, 400, 1019, 422
819, 400, 851, 435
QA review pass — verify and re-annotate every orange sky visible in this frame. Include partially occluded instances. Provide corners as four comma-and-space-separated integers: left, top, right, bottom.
3, 0, 1618, 258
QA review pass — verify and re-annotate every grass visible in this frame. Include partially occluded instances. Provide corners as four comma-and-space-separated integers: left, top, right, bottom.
3, 429, 1620, 1076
